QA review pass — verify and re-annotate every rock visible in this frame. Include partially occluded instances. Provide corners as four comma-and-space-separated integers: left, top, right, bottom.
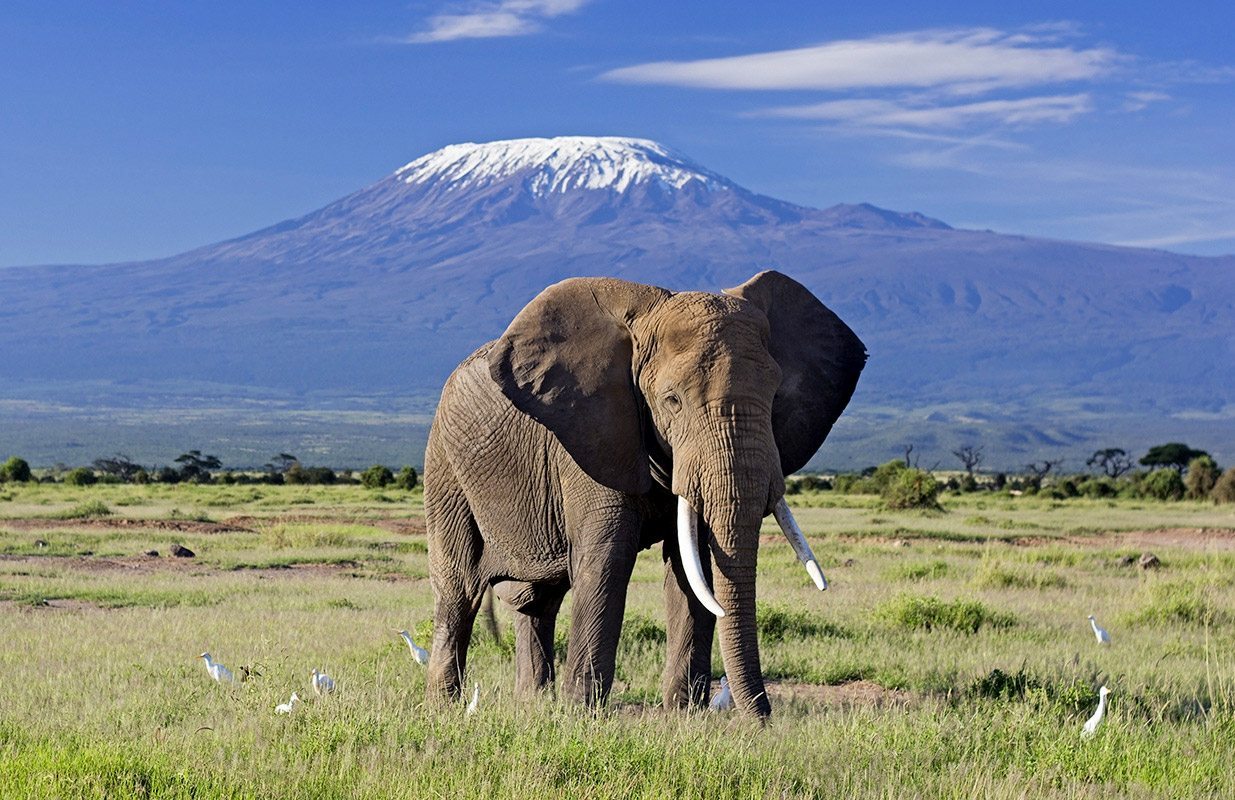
144, 549, 160, 557
843, 558, 856, 567
1138, 552, 1161, 570
891, 539, 911, 548
33, 539, 48, 548
1116, 555, 1136, 567
170, 543, 195, 558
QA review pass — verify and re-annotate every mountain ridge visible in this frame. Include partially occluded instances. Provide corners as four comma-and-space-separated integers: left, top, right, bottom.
1, 136, 1231, 468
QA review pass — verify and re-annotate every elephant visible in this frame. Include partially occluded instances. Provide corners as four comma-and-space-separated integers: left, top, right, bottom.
423, 270, 866, 717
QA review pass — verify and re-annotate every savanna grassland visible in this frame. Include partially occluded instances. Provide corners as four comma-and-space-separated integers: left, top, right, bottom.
2, 482, 1234, 799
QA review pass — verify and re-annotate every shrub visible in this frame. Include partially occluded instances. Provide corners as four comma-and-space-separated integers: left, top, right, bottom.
361, 464, 394, 489
394, 466, 419, 491
1185, 455, 1220, 500
63, 467, 97, 486
972, 561, 1067, 590
56, 500, 112, 519
756, 603, 849, 641
1, 456, 32, 483
621, 613, 667, 645
883, 468, 942, 510
286, 464, 337, 485
1127, 581, 1223, 627
884, 560, 950, 582
876, 594, 1014, 633
1213, 468, 1235, 504
155, 466, 181, 484
1077, 477, 1116, 498
1140, 468, 1185, 501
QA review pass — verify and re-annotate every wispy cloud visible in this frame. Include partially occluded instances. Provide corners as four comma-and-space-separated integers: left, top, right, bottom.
756, 94, 1092, 129
601, 28, 1117, 92
1122, 90, 1170, 112
407, 0, 589, 44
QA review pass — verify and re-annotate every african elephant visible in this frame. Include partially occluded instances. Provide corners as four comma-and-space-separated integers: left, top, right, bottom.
423, 270, 865, 717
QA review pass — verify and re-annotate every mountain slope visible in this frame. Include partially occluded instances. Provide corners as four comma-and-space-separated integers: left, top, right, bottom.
1, 136, 1231, 468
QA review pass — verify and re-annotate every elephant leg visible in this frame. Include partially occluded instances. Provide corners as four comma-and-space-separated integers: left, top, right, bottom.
561, 521, 639, 706
661, 532, 717, 709
425, 464, 486, 701
513, 604, 560, 695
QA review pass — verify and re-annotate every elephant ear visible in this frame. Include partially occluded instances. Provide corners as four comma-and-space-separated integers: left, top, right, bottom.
488, 277, 670, 495
724, 270, 867, 476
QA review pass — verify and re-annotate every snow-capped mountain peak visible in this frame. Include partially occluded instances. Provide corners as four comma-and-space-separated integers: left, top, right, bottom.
394, 136, 732, 195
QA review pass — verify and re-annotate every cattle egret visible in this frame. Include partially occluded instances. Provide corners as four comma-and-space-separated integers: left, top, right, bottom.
311, 668, 335, 696
199, 652, 234, 684
1081, 685, 1111, 738
396, 629, 430, 665
710, 676, 734, 711
1087, 615, 1111, 645
275, 692, 300, 715
466, 683, 480, 715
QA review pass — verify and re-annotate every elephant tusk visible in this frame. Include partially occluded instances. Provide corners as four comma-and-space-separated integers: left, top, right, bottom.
676, 497, 726, 618
773, 498, 828, 591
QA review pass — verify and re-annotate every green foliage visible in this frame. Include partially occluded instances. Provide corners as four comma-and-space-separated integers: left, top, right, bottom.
884, 560, 950, 582
876, 594, 1014, 633
63, 467, 97, 486
394, 465, 419, 490
1184, 455, 1220, 499
1213, 468, 1235, 504
1076, 477, 1116, 498
285, 464, 337, 485
621, 613, 666, 645
1140, 468, 1185, 501
361, 464, 394, 489
55, 500, 113, 519
882, 468, 941, 510
1, 456, 33, 483
1140, 442, 1208, 472
755, 603, 849, 641
972, 561, 1068, 590
1127, 581, 1224, 627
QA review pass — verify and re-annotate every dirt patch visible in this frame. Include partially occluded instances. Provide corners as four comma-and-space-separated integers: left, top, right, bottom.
1, 517, 251, 534
764, 678, 917, 709
1096, 528, 1235, 552
220, 514, 426, 536
0, 553, 418, 582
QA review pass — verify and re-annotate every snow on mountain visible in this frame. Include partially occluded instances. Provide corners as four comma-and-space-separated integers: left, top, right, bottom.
393, 136, 732, 195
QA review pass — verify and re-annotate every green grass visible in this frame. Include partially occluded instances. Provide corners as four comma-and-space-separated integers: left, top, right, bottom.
0, 483, 1234, 798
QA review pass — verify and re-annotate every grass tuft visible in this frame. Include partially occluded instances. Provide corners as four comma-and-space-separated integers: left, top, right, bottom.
876, 594, 1015, 633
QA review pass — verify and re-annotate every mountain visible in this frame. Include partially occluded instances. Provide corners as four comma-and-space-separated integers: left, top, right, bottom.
1, 136, 1232, 469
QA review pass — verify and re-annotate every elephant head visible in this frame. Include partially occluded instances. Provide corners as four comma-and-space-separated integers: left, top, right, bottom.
488, 270, 866, 716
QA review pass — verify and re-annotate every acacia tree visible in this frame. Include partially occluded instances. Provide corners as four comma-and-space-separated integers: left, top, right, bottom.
1141, 443, 1209, 473
1086, 448, 1134, 478
952, 445, 984, 477
92, 454, 143, 482
1024, 459, 1061, 489
175, 450, 222, 483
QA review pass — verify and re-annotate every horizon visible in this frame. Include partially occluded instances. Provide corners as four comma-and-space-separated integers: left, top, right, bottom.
3, 3, 1234, 267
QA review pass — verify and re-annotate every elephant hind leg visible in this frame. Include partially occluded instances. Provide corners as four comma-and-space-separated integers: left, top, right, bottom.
425, 462, 486, 701
493, 579, 565, 696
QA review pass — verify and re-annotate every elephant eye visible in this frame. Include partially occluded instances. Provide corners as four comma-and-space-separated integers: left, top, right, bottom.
663, 393, 682, 414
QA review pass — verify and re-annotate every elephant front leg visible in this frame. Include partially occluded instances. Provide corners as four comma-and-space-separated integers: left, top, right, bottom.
661, 534, 717, 709
561, 537, 638, 707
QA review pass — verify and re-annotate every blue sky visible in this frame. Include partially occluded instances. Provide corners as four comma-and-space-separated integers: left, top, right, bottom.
2, 1, 1233, 266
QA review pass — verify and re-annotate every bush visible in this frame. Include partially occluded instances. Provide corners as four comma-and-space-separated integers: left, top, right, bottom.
1140, 468, 1185, 501
63, 467, 97, 486
56, 500, 112, 519
756, 603, 849, 641
876, 594, 1014, 633
1077, 477, 1117, 498
1213, 468, 1235, 504
286, 464, 337, 485
361, 464, 395, 489
1127, 581, 1223, 627
883, 468, 941, 510
1185, 455, 1220, 500
394, 466, 419, 491
1, 456, 32, 483
155, 466, 181, 484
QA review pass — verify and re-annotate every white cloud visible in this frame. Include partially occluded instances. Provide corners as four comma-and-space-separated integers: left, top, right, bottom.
600, 28, 1117, 91
407, 0, 589, 44
1122, 90, 1170, 112
757, 94, 1092, 129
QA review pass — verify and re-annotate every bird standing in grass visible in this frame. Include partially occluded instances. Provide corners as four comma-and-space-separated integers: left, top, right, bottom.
396, 629, 430, 665
275, 692, 300, 715
1088, 615, 1111, 645
710, 676, 734, 711
311, 668, 335, 696
199, 652, 234, 684
1082, 685, 1111, 738
466, 683, 480, 715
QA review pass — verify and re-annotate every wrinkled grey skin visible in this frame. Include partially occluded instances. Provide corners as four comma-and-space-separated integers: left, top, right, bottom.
423, 270, 865, 717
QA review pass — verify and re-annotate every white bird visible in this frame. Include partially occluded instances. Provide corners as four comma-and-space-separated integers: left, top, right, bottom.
466, 683, 480, 715
310, 668, 335, 696
199, 652, 234, 684
710, 676, 734, 711
396, 629, 430, 665
1081, 685, 1111, 738
1087, 615, 1112, 645
275, 692, 300, 715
